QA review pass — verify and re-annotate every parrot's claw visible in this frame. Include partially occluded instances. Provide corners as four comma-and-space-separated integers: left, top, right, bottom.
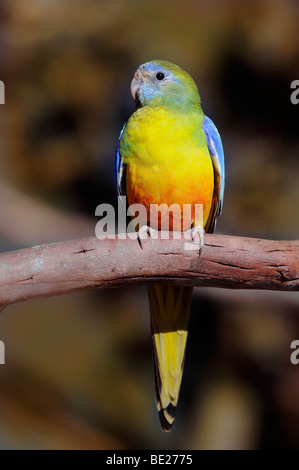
137, 225, 157, 250
190, 224, 205, 247
184, 224, 205, 253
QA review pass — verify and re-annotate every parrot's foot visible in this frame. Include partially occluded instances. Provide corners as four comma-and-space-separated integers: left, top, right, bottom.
137, 225, 157, 250
184, 224, 205, 253
189, 224, 205, 247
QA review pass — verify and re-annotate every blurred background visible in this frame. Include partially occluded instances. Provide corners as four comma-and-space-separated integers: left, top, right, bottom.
0, 0, 298, 449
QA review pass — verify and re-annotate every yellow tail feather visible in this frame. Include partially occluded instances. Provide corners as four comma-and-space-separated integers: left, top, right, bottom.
148, 285, 193, 432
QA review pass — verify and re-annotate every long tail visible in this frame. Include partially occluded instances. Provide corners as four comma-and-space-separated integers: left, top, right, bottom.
147, 285, 193, 432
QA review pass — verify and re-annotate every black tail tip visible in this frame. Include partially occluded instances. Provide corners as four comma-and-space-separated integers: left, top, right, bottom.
159, 403, 177, 432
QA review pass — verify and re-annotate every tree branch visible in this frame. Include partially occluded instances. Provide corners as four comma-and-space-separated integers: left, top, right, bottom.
0, 233, 298, 307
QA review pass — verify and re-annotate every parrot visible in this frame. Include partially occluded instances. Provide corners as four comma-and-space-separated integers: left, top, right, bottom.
115, 60, 225, 432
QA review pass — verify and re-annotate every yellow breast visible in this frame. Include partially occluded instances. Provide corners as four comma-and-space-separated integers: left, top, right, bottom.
121, 107, 214, 230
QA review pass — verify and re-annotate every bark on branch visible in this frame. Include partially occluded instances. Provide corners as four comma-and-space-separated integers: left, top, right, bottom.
0, 233, 298, 307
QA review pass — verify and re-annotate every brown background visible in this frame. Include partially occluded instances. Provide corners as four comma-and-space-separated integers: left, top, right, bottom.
0, 0, 298, 449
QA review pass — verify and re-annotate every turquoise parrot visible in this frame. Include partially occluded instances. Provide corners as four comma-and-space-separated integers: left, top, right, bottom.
115, 60, 225, 431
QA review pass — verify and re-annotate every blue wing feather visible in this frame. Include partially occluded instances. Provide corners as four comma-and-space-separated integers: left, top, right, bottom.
115, 122, 127, 196
203, 115, 225, 232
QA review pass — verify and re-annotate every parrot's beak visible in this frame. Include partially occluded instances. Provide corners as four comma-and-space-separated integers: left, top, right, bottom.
130, 69, 143, 101
130, 79, 139, 101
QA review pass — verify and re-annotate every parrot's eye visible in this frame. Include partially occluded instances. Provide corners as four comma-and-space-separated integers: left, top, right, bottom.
156, 72, 165, 81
